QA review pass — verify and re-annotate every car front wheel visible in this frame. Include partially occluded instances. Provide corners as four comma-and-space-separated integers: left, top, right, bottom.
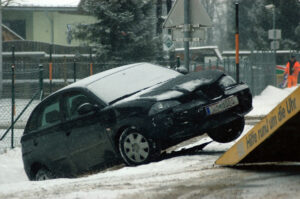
207, 117, 245, 143
118, 128, 160, 166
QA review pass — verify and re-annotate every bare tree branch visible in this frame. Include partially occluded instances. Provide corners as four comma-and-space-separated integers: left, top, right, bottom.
1, 0, 17, 7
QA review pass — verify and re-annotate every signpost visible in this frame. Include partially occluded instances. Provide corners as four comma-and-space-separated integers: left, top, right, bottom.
163, 34, 174, 51
0, 0, 2, 98
163, 0, 212, 72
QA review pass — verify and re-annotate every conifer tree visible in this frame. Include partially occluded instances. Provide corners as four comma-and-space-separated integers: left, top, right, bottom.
75, 0, 160, 62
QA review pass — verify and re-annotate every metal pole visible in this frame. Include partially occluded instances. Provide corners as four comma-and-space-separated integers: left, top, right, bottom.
49, 45, 53, 93
73, 59, 76, 82
0, 0, 3, 98
272, 7, 276, 86
184, 0, 190, 72
235, 2, 240, 83
39, 64, 44, 100
89, 47, 93, 76
11, 46, 15, 149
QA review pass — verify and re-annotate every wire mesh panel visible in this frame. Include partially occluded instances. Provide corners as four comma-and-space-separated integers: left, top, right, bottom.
189, 51, 276, 96
0, 66, 41, 153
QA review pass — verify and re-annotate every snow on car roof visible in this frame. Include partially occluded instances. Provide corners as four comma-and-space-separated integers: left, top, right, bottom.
7, 0, 80, 8
62, 63, 146, 91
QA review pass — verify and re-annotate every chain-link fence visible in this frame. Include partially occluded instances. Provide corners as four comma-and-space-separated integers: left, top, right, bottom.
190, 52, 277, 96
0, 65, 41, 153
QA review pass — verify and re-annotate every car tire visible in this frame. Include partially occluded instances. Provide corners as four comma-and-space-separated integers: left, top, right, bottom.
207, 117, 245, 143
118, 128, 160, 166
35, 167, 55, 181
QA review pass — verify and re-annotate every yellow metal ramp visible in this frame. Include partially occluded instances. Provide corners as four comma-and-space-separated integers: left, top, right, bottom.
216, 86, 300, 166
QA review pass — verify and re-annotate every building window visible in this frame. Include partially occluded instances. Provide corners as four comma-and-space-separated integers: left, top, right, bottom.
3, 20, 26, 39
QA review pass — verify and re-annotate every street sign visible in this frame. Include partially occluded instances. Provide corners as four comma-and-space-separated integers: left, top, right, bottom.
163, 35, 174, 51
268, 29, 281, 40
271, 41, 280, 50
172, 27, 205, 42
163, 0, 213, 28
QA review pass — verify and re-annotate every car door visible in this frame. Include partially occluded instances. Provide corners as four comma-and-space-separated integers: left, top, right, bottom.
61, 90, 116, 173
22, 94, 72, 177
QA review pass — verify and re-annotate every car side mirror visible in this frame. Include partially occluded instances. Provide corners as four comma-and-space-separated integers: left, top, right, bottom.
77, 103, 98, 115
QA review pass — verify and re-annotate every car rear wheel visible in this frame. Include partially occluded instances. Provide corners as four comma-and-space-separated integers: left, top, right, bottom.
35, 168, 55, 181
207, 117, 245, 143
119, 128, 160, 166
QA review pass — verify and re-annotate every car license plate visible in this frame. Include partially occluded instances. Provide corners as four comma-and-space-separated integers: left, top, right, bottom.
205, 96, 239, 115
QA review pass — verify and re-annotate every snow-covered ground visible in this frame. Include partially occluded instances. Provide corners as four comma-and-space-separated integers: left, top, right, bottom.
0, 85, 299, 199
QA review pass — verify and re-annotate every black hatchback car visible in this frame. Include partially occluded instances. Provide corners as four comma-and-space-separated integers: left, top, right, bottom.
21, 63, 252, 180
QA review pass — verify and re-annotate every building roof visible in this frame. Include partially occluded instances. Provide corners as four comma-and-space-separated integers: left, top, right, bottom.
7, 0, 81, 8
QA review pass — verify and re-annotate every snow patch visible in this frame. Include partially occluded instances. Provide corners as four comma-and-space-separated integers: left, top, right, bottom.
146, 90, 183, 101
0, 148, 28, 185
176, 79, 211, 92
247, 85, 298, 117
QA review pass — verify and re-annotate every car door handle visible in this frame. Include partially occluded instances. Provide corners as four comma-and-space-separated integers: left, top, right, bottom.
33, 139, 38, 146
66, 131, 71, 136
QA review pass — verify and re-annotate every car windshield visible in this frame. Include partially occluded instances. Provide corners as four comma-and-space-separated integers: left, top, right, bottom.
87, 63, 181, 104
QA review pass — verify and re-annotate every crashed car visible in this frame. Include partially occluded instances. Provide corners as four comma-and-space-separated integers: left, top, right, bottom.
21, 63, 252, 180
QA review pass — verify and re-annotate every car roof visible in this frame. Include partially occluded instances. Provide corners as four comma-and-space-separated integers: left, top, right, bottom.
61, 62, 146, 91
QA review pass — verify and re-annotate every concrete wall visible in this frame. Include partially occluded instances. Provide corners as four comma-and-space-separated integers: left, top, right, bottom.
32, 11, 96, 46
3, 10, 96, 46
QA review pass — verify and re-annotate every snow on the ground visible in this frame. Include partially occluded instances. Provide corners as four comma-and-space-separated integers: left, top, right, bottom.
247, 85, 299, 117
0, 127, 253, 199
0, 148, 27, 185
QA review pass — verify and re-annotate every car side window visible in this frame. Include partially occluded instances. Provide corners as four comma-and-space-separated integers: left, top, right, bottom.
26, 97, 61, 133
65, 93, 90, 119
40, 99, 61, 128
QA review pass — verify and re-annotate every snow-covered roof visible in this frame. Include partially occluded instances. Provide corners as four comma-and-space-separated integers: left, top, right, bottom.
7, 0, 81, 8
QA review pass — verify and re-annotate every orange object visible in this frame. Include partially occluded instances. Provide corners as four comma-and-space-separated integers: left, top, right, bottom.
235, 33, 239, 64
49, 62, 53, 81
287, 76, 297, 88
284, 60, 300, 88
90, 63, 93, 76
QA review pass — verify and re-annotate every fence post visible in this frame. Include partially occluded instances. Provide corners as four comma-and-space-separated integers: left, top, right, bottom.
176, 56, 180, 68
49, 45, 53, 94
89, 47, 93, 76
73, 58, 77, 82
250, 51, 255, 95
11, 46, 15, 149
39, 64, 44, 100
